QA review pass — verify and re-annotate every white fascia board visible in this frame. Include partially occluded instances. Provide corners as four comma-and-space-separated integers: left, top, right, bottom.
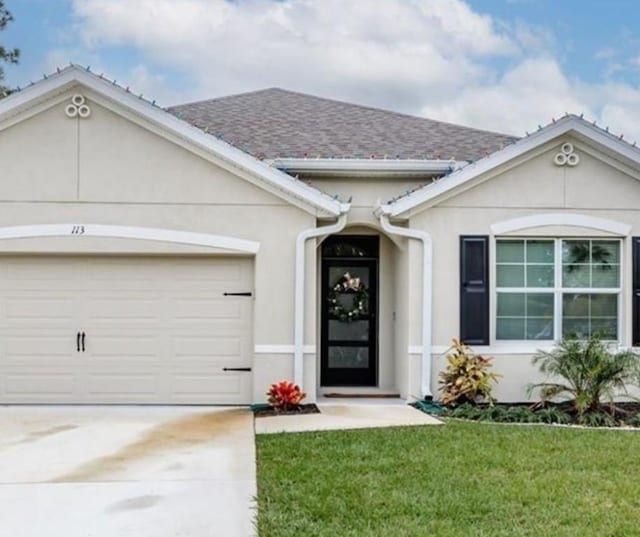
388, 116, 640, 218
0, 66, 342, 218
268, 158, 466, 175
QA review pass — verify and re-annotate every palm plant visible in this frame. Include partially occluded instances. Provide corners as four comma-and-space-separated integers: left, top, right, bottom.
528, 335, 640, 420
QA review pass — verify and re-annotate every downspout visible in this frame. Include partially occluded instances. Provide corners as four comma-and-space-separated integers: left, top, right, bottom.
376, 207, 433, 398
294, 205, 350, 388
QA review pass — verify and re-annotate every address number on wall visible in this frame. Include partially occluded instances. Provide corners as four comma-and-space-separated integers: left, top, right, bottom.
70, 225, 86, 235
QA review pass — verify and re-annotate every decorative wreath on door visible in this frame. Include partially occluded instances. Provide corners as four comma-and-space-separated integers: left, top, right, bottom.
327, 271, 369, 322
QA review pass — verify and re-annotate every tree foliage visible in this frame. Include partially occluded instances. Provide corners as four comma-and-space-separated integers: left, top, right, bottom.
0, 1, 19, 97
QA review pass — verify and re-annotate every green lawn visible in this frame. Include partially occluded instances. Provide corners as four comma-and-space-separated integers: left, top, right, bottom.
256, 421, 640, 536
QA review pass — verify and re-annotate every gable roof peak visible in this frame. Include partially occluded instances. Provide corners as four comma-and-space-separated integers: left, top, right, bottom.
0, 63, 344, 217
384, 112, 640, 217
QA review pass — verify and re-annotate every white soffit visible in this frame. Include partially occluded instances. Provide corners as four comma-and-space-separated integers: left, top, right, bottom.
386, 115, 640, 218
0, 65, 343, 218
268, 158, 466, 177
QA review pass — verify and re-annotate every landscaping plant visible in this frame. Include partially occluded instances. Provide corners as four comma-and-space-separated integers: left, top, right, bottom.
528, 334, 640, 422
438, 339, 501, 406
533, 406, 570, 425
625, 414, 640, 427
266, 380, 306, 411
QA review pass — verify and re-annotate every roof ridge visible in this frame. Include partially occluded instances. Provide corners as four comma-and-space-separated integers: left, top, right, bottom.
260, 88, 518, 139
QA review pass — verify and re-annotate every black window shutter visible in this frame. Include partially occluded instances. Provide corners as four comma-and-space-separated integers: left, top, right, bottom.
633, 238, 640, 346
460, 235, 490, 345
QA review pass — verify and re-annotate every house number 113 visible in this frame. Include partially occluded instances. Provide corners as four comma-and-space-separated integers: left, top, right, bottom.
71, 225, 85, 235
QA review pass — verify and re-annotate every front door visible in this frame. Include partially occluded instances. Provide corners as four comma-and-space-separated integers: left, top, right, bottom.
321, 235, 378, 386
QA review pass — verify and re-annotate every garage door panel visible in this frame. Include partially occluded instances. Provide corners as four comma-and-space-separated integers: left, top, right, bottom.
86, 298, 162, 322
169, 373, 249, 402
170, 298, 244, 321
0, 255, 254, 404
0, 260, 86, 292
3, 297, 75, 324
167, 258, 247, 281
85, 374, 160, 397
171, 336, 244, 359
87, 260, 161, 280
3, 373, 78, 397
85, 339, 160, 358
3, 259, 84, 280
4, 335, 76, 360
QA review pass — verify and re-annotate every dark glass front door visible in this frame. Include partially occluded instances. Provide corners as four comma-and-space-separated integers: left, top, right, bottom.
321, 236, 378, 386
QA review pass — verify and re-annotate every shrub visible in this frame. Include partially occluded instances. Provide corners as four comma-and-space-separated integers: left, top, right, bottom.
533, 406, 570, 425
482, 405, 509, 422
438, 339, 501, 406
449, 402, 483, 420
504, 406, 537, 423
625, 414, 640, 427
580, 411, 617, 428
266, 380, 306, 411
528, 335, 640, 419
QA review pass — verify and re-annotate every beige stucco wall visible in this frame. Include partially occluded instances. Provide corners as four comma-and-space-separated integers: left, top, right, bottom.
0, 85, 321, 403
309, 176, 428, 211
409, 136, 640, 401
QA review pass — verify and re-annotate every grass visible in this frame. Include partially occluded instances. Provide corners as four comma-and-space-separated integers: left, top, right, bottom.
256, 421, 640, 536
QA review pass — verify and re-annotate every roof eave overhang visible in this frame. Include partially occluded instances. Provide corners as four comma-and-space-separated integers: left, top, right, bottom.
0, 65, 343, 218
269, 157, 467, 179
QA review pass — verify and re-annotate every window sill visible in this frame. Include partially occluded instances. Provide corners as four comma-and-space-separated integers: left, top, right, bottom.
430, 344, 555, 355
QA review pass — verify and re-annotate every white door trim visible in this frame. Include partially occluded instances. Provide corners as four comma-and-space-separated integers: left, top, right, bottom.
0, 224, 260, 253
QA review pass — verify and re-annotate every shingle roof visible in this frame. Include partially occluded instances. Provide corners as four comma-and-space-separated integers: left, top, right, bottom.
167, 88, 517, 162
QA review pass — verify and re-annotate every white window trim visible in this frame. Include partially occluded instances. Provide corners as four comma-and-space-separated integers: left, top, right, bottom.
492, 236, 623, 348
490, 213, 632, 236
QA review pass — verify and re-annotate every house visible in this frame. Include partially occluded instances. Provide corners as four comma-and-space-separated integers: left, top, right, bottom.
0, 64, 637, 404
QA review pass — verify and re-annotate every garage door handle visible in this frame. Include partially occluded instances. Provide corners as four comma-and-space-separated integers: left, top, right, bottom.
81, 332, 86, 352
76, 332, 81, 352
223, 292, 252, 297
223, 367, 252, 372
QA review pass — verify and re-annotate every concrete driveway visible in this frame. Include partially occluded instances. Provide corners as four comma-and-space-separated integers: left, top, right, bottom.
0, 406, 256, 537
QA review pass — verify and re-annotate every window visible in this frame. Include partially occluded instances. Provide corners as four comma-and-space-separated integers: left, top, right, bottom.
496, 238, 621, 341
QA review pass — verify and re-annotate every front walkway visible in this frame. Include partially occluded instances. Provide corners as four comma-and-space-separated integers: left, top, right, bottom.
0, 406, 256, 537
255, 401, 442, 434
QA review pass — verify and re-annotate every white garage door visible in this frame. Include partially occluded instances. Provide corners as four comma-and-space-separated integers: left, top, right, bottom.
0, 256, 254, 404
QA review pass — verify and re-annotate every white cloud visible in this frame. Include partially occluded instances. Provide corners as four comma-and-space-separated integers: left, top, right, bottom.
70, 0, 517, 109
64, 0, 640, 141
422, 58, 592, 135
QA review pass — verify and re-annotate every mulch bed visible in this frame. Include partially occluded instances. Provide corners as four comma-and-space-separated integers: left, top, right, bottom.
490, 401, 640, 418
253, 403, 321, 418
415, 400, 640, 427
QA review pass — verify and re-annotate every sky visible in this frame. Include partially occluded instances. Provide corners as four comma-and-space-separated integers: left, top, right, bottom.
3, 0, 640, 139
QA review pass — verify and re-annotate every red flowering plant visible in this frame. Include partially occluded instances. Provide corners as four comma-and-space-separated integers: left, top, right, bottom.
267, 380, 306, 412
